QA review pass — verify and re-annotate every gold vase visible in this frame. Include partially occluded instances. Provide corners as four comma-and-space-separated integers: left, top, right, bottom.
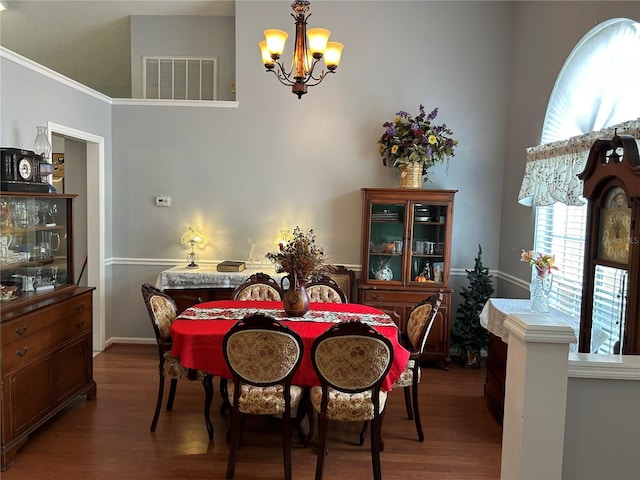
398, 161, 424, 189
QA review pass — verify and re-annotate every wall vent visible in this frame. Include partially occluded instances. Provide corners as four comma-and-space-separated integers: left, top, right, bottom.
143, 56, 218, 101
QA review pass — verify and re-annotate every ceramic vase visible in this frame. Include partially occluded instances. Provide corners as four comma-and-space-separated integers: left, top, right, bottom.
282, 275, 309, 317
530, 267, 553, 313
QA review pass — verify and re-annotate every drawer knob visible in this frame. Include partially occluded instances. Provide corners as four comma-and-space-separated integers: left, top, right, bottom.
370, 294, 382, 300
15, 325, 28, 335
76, 319, 85, 328
16, 346, 28, 357
75, 303, 85, 311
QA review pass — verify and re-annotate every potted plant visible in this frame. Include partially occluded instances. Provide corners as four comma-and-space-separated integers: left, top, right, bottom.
452, 245, 494, 368
377, 104, 458, 186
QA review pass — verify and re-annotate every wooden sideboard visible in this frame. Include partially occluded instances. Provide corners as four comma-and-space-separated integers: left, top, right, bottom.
1, 287, 96, 470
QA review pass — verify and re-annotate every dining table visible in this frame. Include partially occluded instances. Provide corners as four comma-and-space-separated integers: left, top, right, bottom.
170, 300, 410, 391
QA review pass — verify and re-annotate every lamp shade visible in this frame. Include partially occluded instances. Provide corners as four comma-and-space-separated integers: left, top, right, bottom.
33, 126, 51, 158
307, 28, 330, 56
259, 41, 275, 67
264, 29, 288, 57
324, 42, 344, 69
181, 227, 204, 248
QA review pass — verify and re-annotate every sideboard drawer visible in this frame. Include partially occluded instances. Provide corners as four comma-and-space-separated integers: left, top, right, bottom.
1, 296, 91, 346
2, 303, 91, 372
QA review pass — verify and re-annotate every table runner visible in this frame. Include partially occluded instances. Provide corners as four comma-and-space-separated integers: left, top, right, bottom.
178, 305, 396, 327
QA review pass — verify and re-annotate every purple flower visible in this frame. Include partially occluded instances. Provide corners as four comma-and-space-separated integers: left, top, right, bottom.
427, 107, 438, 120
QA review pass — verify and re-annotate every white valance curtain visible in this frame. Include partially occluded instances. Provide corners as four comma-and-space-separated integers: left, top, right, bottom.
518, 117, 640, 207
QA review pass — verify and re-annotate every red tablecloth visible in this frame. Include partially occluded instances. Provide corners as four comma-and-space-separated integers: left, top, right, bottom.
170, 300, 410, 391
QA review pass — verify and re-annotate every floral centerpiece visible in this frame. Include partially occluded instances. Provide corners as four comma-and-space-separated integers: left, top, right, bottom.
521, 249, 558, 313
266, 226, 334, 284
520, 249, 558, 275
377, 104, 458, 183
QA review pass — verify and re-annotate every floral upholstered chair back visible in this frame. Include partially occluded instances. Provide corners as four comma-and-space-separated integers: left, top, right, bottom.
406, 292, 442, 354
306, 275, 347, 303
222, 314, 304, 415
232, 272, 284, 301
141, 283, 178, 344
311, 320, 393, 421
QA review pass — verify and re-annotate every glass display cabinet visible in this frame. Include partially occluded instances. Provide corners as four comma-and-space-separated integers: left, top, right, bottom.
0, 193, 75, 307
358, 188, 456, 368
0, 191, 95, 471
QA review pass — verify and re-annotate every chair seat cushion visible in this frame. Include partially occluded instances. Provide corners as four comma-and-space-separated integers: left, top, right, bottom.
391, 359, 421, 388
310, 386, 388, 421
227, 383, 304, 415
163, 352, 208, 381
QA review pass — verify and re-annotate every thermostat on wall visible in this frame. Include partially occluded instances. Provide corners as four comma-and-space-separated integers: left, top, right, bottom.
155, 196, 171, 207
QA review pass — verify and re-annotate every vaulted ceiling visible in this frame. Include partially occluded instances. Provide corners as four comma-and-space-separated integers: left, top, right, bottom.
0, 1, 234, 97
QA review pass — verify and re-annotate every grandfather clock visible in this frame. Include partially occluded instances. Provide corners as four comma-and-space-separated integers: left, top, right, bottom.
578, 133, 640, 355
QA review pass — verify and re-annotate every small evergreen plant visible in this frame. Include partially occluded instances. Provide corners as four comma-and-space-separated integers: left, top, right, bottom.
453, 244, 495, 353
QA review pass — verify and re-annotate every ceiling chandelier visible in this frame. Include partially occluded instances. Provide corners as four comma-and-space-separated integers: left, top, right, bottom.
259, 0, 344, 99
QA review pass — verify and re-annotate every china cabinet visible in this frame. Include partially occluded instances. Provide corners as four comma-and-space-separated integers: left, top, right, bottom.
358, 188, 456, 367
0, 192, 95, 471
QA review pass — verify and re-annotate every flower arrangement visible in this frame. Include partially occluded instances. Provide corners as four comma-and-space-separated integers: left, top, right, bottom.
377, 104, 458, 181
520, 249, 558, 274
266, 226, 334, 283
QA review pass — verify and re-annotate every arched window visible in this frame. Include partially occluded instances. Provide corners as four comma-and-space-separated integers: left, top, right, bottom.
521, 18, 640, 353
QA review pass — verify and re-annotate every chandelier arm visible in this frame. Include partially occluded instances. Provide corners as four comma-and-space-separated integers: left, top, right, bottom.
268, 68, 297, 87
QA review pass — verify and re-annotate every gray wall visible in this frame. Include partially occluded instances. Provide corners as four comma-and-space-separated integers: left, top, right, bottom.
130, 15, 236, 101
2, 1, 638, 341
563, 376, 640, 479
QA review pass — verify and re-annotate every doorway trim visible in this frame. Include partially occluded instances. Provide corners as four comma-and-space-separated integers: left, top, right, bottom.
48, 122, 106, 352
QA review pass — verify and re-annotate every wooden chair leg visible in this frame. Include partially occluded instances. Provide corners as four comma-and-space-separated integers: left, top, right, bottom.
359, 421, 368, 446
166, 378, 178, 410
282, 406, 293, 480
202, 375, 214, 440
303, 393, 315, 448
150, 374, 165, 432
403, 385, 414, 420
412, 380, 424, 442
226, 408, 242, 479
370, 415, 383, 480
314, 413, 329, 480
219, 378, 231, 416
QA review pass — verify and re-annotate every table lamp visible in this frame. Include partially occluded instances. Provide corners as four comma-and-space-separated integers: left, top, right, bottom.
180, 226, 204, 269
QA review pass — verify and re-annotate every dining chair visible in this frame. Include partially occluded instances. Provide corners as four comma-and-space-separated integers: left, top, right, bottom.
392, 291, 443, 442
231, 272, 284, 300
222, 314, 305, 480
326, 265, 355, 302
220, 273, 285, 416
306, 274, 347, 303
140, 283, 214, 439
310, 320, 394, 480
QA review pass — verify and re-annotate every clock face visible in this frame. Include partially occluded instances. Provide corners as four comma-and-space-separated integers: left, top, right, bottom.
18, 157, 33, 181
599, 187, 631, 263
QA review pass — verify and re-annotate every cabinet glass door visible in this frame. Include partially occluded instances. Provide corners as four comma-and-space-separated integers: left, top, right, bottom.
367, 202, 405, 283
1, 195, 71, 304
410, 202, 446, 285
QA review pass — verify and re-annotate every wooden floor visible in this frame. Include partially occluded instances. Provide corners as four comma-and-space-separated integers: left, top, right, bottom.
2, 345, 502, 479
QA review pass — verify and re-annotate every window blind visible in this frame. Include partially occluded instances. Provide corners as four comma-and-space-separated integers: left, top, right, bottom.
534, 203, 587, 320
